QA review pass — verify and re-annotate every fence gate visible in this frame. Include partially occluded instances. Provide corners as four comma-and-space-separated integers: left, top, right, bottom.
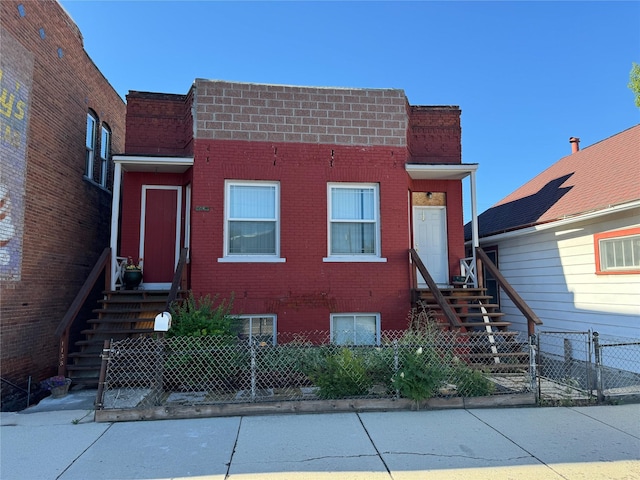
536, 330, 640, 405
536, 331, 594, 404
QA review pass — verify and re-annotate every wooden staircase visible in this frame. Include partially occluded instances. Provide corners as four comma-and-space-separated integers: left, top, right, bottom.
65, 290, 172, 387
414, 287, 530, 372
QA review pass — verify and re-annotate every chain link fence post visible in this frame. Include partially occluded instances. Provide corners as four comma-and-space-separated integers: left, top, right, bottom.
250, 340, 256, 402
393, 339, 399, 399
593, 331, 604, 404
95, 339, 111, 410
529, 334, 538, 401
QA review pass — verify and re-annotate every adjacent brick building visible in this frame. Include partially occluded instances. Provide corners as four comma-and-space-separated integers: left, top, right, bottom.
113, 80, 478, 342
0, 0, 125, 405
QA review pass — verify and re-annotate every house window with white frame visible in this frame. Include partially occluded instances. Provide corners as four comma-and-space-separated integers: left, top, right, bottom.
234, 315, 276, 345
85, 112, 97, 180
331, 313, 380, 346
99, 123, 111, 188
326, 183, 381, 260
223, 181, 280, 259
595, 228, 640, 274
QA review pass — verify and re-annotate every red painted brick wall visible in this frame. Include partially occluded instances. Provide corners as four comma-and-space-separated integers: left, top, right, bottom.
0, 0, 125, 395
188, 139, 411, 332
408, 106, 461, 163
125, 91, 193, 156
118, 81, 466, 337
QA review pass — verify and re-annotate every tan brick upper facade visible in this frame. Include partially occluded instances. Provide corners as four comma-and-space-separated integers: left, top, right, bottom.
193, 80, 408, 147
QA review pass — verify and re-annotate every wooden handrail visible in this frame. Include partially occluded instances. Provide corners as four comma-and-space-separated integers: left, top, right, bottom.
164, 247, 188, 311
55, 247, 110, 338
56, 247, 110, 376
409, 249, 462, 329
475, 246, 543, 336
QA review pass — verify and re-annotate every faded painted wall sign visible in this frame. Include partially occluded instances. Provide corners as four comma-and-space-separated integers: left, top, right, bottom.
0, 28, 33, 281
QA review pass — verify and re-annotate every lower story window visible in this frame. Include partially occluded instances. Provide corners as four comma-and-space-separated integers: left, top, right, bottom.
331, 313, 380, 345
234, 315, 276, 345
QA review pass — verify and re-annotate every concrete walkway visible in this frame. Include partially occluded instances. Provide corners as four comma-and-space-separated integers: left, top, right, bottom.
1, 392, 638, 479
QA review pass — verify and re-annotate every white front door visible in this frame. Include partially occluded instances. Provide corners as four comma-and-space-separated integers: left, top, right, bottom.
413, 206, 449, 286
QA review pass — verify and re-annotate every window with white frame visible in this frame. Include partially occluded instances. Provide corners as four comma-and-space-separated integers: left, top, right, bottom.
331, 313, 380, 345
327, 183, 380, 258
99, 123, 111, 188
595, 228, 640, 274
85, 112, 97, 180
225, 181, 279, 257
234, 315, 276, 345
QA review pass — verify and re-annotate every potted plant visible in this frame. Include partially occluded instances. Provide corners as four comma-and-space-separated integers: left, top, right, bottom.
123, 256, 143, 289
41, 375, 72, 398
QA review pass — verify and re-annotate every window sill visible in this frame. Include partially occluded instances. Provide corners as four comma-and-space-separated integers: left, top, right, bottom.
83, 176, 112, 194
323, 256, 387, 263
218, 256, 286, 263
595, 270, 640, 275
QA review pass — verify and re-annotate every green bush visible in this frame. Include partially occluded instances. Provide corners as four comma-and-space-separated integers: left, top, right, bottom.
392, 345, 445, 402
163, 336, 247, 392
308, 348, 372, 399
167, 291, 239, 339
449, 363, 495, 397
360, 347, 395, 392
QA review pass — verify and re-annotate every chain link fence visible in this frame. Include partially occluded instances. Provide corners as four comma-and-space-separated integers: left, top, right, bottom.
535, 331, 640, 405
97, 329, 534, 412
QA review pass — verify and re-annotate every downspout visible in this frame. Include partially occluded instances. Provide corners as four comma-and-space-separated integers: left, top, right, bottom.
109, 161, 122, 290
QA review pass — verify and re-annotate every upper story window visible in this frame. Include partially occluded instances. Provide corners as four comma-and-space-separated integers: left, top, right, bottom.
85, 112, 97, 180
331, 313, 380, 346
99, 123, 111, 188
220, 181, 283, 262
595, 228, 640, 274
325, 183, 384, 262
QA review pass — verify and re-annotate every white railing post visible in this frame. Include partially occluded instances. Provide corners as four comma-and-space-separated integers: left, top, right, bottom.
460, 257, 477, 286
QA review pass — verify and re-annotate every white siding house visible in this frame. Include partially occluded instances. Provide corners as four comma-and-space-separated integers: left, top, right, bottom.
484, 206, 639, 339
468, 126, 640, 340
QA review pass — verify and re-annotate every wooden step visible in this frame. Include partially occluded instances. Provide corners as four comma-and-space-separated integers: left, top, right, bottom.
419, 292, 494, 300
458, 321, 512, 328
421, 302, 501, 311
69, 376, 99, 386
456, 351, 527, 359
100, 298, 168, 306
468, 363, 529, 372
456, 312, 506, 319
87, 318, 157, 324
102, 289, 171, 295
66, 364, 101, 372
68, 351, 102, 360
93, 307, 164, 315
454, 330, 521, 338
81, 328, 154, 336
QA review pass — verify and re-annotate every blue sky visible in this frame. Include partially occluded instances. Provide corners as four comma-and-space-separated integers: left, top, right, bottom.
60, 0, 640, 216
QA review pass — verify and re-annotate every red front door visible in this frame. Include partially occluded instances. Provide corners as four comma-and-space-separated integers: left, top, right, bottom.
141, 186, 181, 286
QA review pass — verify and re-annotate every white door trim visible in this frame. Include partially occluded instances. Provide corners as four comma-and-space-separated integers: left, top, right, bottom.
413, 206, 449, 287
140, 185, 182, 289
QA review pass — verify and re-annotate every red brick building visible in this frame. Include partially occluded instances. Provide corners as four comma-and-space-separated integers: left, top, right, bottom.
0, 0, 125, 404
112, 80, 478, 343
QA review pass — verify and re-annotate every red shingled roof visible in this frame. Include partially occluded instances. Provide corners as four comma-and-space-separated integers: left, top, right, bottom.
474, 125, 640, 238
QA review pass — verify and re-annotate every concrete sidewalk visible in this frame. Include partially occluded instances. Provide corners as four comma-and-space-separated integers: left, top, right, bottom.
1, 393, 638, 480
